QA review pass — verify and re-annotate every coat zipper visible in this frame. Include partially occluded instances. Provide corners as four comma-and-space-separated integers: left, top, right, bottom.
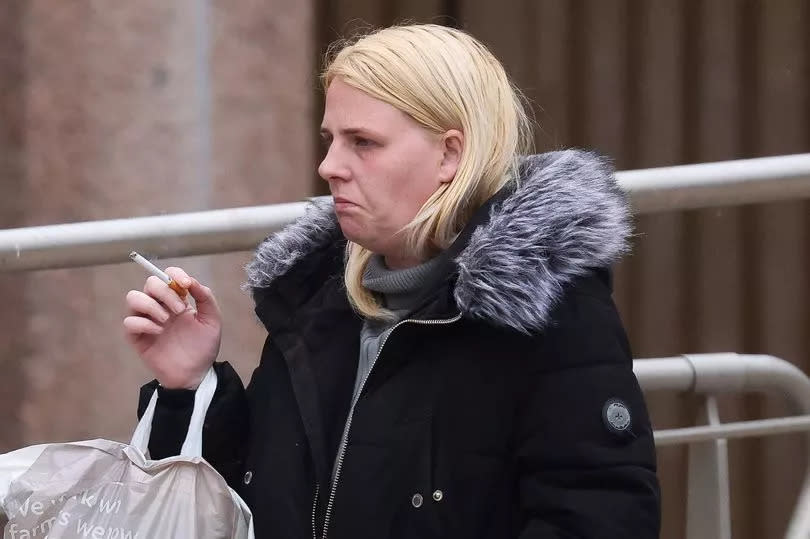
311, 483, 320, 539
315, 313, 462, 539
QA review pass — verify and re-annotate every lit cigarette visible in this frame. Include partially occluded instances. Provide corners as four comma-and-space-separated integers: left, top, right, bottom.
129, 251, 188, 298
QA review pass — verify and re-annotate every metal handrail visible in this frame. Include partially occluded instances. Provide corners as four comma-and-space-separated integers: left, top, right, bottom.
634, 353, 810, 411
621, 153, 810, 212
654, 415, 810, 445
2, 153, 809, 272
633, 354, 810, 539
0, 201, 313, 271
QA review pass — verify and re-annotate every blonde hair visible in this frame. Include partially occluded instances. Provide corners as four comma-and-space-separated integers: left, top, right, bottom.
322, 24, 534, 320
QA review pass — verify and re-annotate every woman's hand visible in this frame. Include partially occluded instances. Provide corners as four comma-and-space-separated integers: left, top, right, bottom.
123, 267, 222, 390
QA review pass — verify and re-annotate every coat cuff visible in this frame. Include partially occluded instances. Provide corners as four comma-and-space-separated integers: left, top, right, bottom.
135, 361, 249, 481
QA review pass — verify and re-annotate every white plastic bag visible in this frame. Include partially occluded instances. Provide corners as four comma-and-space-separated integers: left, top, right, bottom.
0, 367, 254, 538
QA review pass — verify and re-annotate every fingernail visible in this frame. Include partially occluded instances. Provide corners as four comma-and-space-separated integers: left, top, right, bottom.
174, 302, 186, 314
182, 278, 192, 287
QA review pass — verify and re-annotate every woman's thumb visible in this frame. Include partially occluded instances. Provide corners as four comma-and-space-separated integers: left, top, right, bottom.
187, 279, 221, 324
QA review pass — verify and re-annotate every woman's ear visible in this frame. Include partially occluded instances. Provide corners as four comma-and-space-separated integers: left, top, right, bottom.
438, 129, 464, 184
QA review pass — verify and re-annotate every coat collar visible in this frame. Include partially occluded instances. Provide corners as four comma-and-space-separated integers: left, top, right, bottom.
245, 149, 631, 334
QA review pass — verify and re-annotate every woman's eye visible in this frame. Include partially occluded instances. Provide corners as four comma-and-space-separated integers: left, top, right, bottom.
354, 137, 373, 148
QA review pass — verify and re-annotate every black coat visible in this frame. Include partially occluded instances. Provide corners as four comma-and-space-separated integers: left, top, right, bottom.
139, 150, 660, 539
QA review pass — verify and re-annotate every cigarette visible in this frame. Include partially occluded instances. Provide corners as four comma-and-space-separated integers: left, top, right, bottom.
129, 251, 188, 298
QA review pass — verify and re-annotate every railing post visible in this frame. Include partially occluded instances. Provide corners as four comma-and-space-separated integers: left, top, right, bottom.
685, 396, 731, 539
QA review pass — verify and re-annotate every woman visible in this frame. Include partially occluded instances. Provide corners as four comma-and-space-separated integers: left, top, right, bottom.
126, 24, 660, 539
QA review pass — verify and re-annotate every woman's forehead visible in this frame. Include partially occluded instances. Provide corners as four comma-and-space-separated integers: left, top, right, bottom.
321, 80, 411, 133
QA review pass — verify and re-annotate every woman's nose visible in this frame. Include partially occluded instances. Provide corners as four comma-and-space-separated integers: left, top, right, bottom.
318, 145, 349, 183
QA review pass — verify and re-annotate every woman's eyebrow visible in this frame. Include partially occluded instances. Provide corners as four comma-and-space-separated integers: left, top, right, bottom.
319, 126, 383, 138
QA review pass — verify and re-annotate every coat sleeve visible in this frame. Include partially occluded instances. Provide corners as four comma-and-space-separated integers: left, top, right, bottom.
137, 360, 249, 488
515, 290, 661, 538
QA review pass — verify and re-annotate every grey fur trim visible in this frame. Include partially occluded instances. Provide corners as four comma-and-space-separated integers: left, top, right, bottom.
243, 197, 340, 291
454, 150, 631, 333
245, 150, 631, 333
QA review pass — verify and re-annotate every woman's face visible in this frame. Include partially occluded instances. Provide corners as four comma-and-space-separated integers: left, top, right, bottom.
318, 78, 461, 265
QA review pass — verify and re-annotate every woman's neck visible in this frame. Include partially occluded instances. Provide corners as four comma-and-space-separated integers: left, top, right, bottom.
383, 253, 423, 270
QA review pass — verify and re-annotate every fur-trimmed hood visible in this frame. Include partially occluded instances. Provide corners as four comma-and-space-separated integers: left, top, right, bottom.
245, 150, 632, 334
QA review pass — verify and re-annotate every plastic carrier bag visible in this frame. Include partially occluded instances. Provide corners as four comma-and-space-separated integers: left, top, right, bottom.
0, 367, 253, 539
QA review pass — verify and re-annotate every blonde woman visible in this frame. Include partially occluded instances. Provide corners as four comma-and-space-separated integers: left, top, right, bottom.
126, 24, 660, 539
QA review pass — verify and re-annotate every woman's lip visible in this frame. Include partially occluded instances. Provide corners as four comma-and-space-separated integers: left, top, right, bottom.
333, 199, 357, 211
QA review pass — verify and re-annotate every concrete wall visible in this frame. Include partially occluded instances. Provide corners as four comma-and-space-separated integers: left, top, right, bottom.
0, 0, 313, 447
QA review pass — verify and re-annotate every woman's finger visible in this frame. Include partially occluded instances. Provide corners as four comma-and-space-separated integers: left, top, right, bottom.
123, 315, 164, 336
144, 275, 187, 315
165, 267, 193, 289
126, 290, 171, 324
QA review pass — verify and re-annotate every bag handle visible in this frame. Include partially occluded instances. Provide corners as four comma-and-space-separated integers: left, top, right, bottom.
130, 366, 218, 458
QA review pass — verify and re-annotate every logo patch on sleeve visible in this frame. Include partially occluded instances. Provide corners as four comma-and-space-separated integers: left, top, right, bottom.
602, 398, 633, 435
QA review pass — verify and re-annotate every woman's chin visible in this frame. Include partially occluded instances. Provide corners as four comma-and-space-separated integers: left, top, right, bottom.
338, 220, 388, 253
336, 218, 367, 244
